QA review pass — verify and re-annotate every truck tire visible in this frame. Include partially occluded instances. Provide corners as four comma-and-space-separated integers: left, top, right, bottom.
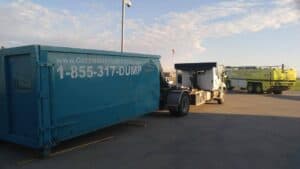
226, 81, 233, 91
255, 84, 263, 94
273, 90, 282, 95
217, 91, 225, 104
247, 84, 253, 93
217, 97, 225, 104
169, 92, 190, 116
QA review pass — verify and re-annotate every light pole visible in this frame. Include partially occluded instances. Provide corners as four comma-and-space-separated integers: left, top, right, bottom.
121, 0, 132, 53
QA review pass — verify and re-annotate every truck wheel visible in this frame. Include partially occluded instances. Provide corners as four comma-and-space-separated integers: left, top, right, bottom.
170, 93, 190, 116
247, 85, 253, 93
255, 84, 263, 94
226, 81, 233, 91
217, 97, 225, 104
273, 90, 282, 95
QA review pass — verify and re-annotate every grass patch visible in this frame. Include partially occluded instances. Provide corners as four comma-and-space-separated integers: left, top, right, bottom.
291, 79, 300, 91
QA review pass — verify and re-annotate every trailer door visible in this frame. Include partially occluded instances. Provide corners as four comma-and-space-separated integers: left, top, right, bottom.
6, 54, 38, 139
0, 53, 8, 136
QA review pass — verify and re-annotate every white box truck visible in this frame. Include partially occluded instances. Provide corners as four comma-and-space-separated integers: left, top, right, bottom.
175, 62, 225, 105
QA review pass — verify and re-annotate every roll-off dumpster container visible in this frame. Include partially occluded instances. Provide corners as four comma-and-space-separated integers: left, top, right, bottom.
0, 45, 160, 154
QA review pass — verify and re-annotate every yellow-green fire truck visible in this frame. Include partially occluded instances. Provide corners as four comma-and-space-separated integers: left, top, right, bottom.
226, 65, 297, 94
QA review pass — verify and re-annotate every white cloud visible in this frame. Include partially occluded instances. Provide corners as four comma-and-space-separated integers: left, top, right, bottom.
0, 0, 299, 70
127, 1, 300, 69
0, 1, 120, 49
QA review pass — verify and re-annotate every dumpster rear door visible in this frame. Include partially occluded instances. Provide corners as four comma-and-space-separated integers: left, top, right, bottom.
0, 52, 8, 136
6, 54, 38, 139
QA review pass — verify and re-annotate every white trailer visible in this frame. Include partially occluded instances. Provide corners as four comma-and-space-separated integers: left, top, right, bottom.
175, 62, 225, 105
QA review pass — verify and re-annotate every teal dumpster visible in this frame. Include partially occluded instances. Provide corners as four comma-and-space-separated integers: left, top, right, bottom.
0, 45, 160, 154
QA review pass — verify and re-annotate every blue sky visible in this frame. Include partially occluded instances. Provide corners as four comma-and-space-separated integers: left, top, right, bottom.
0, 0, 299, 75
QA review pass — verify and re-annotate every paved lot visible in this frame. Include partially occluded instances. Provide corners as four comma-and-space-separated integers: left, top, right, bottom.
1, 91, 300, 169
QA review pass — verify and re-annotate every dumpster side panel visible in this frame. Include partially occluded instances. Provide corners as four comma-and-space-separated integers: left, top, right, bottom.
45, 48, 160, 143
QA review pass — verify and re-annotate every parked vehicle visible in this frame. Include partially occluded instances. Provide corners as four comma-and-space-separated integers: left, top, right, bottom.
225, 65, 297, 94
174, 62, 226, 105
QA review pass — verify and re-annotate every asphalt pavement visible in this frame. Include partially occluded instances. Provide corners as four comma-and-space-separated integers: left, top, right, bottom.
1, 91, 300, 169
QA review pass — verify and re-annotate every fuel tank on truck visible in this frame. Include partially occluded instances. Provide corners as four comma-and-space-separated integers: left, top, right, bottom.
0, 45, 160, 153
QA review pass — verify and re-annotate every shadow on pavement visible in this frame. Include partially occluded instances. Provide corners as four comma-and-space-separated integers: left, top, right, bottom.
1, 112, 300, 169
264, 93, 300, 101
225, 90, 256, 95
0, 122, 140, 169
227, 90, 300, 102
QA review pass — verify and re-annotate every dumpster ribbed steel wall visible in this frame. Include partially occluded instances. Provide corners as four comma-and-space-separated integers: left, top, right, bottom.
0, 45, 160, 150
